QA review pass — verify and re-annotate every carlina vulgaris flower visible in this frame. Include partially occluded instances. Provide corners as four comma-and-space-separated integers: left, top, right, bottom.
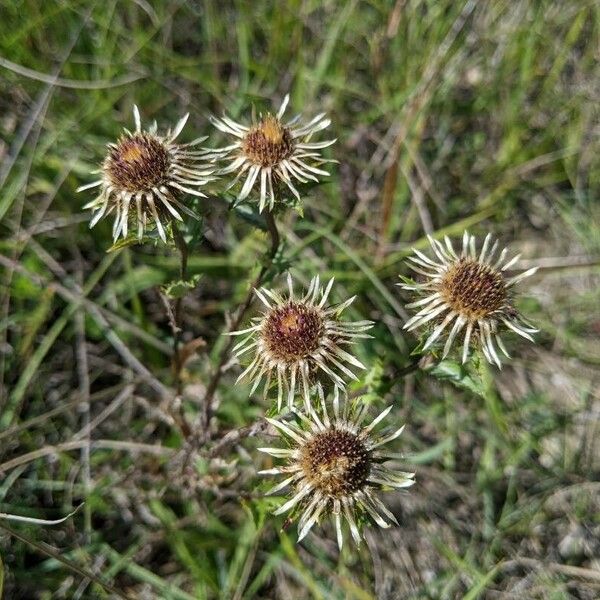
258, 385, 415, 549
78, 105, 215, 243
400, 231, 539, 368
205, 94, 336, 212
229, 274, 374, 411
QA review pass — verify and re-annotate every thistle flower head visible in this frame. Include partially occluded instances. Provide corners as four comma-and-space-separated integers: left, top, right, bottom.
299, 428, 370, 498
230, 274, 373, 411
242, 114, 295, 168
259, 387, 415, 549
400, 231, 539, 367
105, 132, 170, 192
78, 106, 214, 243
207, 94, 336, 212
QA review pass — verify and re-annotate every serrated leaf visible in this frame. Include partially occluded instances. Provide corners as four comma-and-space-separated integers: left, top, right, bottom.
428, 359, 485, 397
360, 357, 391, 399
364, 357, 384, 389
183, 215, 204, 251
161, 274, 202, 299
410, 336, 430, 356
398, 274, 416, 286
106, 232, 157, 253
230, 200, 265, 229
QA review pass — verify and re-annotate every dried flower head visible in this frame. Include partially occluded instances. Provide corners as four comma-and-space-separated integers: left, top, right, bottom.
230, 274, 373, 411
400, 231, 538, 367
78, 106, 214, 242
259, 387, 415, 549
206, 94, 335, 212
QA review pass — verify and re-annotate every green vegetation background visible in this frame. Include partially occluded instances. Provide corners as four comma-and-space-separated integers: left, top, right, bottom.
1, 0, 599, 598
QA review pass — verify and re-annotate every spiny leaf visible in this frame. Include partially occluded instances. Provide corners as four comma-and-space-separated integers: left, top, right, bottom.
428, 359, 486, 398
161, 274, 202, 299
106, 230, 163, 253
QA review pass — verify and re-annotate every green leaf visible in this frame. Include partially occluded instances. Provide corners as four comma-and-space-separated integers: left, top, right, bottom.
409, 437, 453, 464
107, 232, 156, 253
161, 274, 202, 299
428, 359, 486, 398
361, 357, 390, 400
182, 215, 205, 252
398, 274, 415, 286
364, 357, 384, 389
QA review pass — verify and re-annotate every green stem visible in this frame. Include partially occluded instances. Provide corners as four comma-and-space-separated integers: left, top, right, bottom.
170, 222, 192, 437
478, 351, 509, 439
171, 223, 189, 393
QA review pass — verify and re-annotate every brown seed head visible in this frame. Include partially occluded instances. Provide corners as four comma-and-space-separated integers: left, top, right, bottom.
242, 115, 294, 167
262, 302, 324, 362
440, 258, 507, 320
105, 133, 170, 192
300, 429, 370, 498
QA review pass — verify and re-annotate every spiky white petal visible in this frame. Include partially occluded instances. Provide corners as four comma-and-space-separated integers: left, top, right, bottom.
79, 106, 214, 242
400, 231, 538, 367
259, 390, 415, 548
208, 94, 335, 211
230, 274, 373, 411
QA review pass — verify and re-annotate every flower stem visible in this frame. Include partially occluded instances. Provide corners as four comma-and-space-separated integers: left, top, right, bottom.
172, 223, 189, 395
199, 210, 280, 441
170, 222, 192, 437
172, 223, 189, 281
478, 352, 509, 438
397, 356, 423, 377
263, 208, 280, 256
